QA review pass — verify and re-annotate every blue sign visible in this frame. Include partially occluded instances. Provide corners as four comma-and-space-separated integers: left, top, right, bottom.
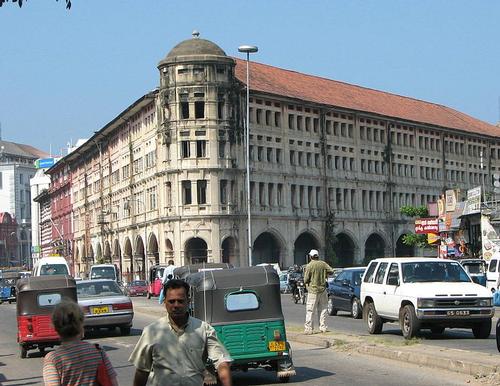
35, 158, 57, 169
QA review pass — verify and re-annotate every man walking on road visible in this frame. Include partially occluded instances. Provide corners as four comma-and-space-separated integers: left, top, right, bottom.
129, 279, 232, 386
304, 249, 335, 334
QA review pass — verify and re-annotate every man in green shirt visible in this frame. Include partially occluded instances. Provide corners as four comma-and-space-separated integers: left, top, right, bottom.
303, 249, 335, 334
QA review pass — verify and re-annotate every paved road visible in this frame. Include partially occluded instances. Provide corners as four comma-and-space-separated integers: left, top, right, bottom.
278, 293, 499, 355
0, 301, 484, 386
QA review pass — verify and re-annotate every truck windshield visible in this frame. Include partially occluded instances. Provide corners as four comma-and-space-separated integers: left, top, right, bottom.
90, 267, 116, 280
40, 264, 69, 275
402, 262, 470, 283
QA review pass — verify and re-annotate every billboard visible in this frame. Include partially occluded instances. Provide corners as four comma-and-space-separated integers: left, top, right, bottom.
415, 218, 439, 234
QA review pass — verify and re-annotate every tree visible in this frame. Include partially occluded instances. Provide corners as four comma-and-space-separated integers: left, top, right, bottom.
400, 205, 433, 249
0, 0, 71, 9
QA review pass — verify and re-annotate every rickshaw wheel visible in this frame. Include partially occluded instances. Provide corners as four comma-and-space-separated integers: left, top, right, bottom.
120, 326, 131, 335
20, 345, 27, 359
279, 376, 290, 383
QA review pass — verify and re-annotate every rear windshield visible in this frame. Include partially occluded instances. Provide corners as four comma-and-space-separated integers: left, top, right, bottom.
77, 281, 123, 298
462, 263, 485, 274
90, 267, 117, 280
131, 280, 147, 286
226, 292, 259, 311
40, 264, 69, 275
402, 261, 470, 283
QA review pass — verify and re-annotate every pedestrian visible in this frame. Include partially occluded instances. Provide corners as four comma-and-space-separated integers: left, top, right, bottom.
158, 259, 177, 304
303, 249, 335, 334
43, 300, 118, 386
129, 279, 232, 386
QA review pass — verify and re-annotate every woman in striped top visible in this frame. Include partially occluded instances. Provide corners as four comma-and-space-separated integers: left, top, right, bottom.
42, 300, 118, 386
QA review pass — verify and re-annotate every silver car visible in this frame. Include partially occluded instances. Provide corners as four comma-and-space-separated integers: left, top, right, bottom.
77, 279, 134, 335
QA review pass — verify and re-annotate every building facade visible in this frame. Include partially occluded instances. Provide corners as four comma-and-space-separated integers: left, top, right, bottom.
0, 140, 47, 266
49, 34, 500, 280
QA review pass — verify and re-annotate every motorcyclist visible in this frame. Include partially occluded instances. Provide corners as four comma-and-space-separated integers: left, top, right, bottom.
288, 265, 305, 303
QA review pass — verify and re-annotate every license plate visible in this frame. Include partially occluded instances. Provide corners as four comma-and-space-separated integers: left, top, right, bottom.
91, 306, 110, 315
268, 341, 286, 352
446, 310, 470, 316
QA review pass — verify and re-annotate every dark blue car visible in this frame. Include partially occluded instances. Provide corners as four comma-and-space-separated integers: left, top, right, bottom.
327, 267, 365, 319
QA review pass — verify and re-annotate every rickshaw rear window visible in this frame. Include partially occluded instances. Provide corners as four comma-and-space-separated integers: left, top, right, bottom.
226, 292, 259, 311
38, 293, 62, 306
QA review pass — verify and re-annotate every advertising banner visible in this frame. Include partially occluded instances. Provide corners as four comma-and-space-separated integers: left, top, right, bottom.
415, 218, 439, 234
463, 186, 481, 216
481, 215, 500, 261
445, 189, 457, 212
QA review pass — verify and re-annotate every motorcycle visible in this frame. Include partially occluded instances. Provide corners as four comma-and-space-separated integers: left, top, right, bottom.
291, 278, 307, 304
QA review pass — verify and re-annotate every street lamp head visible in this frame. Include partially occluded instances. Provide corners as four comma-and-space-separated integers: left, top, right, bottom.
238, 45, 258, 54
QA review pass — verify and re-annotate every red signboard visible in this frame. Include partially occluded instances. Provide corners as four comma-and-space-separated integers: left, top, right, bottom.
415, 218, 439, 234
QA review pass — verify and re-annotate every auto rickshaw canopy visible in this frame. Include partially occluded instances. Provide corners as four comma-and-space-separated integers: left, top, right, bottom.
16, 275, 77, 316
174, 263, 233, 280
185, 265, 283, 325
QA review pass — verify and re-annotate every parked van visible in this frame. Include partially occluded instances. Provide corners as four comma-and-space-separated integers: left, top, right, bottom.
89, 264, 119, 282
487, 258, 499, 292
32, 257, 71, 277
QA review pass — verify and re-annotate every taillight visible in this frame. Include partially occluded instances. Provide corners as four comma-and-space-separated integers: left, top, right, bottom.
274, 329, 282, 341
27, 317, 33, 333
82, 306, 90, 315
113, 302, 133, 310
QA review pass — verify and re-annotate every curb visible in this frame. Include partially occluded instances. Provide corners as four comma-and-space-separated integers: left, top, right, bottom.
287, 331, 500, 382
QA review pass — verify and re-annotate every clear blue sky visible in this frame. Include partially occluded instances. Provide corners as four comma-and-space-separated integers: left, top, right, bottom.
1, 1, 499, 155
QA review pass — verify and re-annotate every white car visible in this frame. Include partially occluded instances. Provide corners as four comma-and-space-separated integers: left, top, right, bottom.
360, 257, 494, 339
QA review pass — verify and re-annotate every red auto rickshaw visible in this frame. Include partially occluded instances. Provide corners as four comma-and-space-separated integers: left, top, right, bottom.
147, 265, 167, 298
16, 275, 77, 358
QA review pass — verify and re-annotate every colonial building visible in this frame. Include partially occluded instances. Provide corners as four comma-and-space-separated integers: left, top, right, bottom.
50, 34, 500, 280
0, 140, 47, 266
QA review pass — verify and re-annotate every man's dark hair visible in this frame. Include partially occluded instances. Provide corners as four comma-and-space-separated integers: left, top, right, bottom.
163, 279, 190, 298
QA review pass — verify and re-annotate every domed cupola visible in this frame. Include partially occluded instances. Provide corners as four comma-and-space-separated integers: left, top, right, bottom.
158, 31, 231, 67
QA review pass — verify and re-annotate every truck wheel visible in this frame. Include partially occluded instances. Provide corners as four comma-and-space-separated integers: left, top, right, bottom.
20, 345, 27, 359
472, 319, 491, 339
496, 319, 500, 352
279, 376, 290, 383
364, 302, 383, 334
327, 296, 337, 316
351, 298, 362, 319
400, 305, 420, 339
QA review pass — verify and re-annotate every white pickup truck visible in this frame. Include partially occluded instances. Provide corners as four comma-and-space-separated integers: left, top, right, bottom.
360, 257, 494, 339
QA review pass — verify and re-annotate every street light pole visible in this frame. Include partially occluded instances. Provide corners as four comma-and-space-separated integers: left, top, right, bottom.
238, 44, 258, 267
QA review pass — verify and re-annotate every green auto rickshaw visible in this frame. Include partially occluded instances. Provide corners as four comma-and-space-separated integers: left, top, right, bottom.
184, 265, 295, 383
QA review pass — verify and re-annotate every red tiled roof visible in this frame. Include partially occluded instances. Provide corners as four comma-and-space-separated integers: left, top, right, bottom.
234, 58, 500, 138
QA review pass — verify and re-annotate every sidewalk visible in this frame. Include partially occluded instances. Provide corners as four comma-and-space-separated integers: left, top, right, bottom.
133, 301, 500, 384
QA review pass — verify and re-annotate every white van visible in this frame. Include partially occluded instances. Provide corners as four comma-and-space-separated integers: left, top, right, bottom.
89, 264, 119, 281
486, 258, 499, 292
33, 256, 71, 277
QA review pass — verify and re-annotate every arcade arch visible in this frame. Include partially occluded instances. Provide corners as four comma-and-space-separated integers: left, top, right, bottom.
294, 232, 320, 266
396, 234, 414, 257
253, 232, 282, 266
185, 237, 208, 264
364, 233, 386, 264
333, 233, 355, 267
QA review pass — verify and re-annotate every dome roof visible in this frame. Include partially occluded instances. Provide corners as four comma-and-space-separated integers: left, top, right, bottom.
165, 33, 226, 60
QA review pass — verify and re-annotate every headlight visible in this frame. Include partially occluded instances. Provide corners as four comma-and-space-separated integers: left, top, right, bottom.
417, 298, 435, 308
478, 298, 492, 307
